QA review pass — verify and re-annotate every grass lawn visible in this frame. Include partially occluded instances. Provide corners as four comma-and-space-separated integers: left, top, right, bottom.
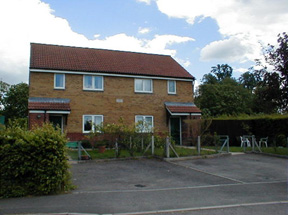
202, 146, 288, 156
67, 145, 217, 160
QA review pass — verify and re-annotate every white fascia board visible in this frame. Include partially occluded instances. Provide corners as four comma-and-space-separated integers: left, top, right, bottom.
46, 111, 70, 114
169, 112, 202, 116
29, 110, 45, 113
30, 69, 194, 82
29, 110, 70, 114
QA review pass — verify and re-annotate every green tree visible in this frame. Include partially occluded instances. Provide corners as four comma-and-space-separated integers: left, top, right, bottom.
0, 80, 10, 104
201, 73, 218, 84
195, 77, 253, 117
264, 32, 288, 112
251, 33, 288, 113
238, 70, 261, 92
211, 64, 233, 81
1, 83, 29, 121
253, 71, 282, 113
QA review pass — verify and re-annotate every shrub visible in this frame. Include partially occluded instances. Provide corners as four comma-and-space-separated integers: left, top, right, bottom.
0, 123, 74, 198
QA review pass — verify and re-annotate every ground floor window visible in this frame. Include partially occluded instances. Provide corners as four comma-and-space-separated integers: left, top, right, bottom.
135, 115, 153, 133
83, 115, 103, 133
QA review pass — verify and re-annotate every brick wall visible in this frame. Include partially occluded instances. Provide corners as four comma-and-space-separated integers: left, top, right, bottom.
29, 72, 195, 140
28, 112, 49, 129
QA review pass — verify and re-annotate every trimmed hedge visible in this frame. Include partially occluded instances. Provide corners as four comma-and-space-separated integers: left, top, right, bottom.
0, 123, 73, 198
208, 116, 288, 146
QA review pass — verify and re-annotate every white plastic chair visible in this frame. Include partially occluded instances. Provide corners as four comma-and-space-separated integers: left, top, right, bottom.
259, 137, 268, 147
240, 136, 251, 147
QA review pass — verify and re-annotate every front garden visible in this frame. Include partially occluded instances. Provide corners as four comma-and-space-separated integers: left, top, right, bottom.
67, 145, 217, 160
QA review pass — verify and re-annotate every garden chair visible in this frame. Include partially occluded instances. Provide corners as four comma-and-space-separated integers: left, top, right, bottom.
259, 137, 268, 147
240, 136, 251, 147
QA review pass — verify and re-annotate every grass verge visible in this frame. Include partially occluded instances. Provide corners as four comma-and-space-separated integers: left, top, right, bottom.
202, 146, 288, 156
67, 146, 217, 160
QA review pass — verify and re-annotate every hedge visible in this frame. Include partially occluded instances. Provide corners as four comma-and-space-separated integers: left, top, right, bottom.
208, 116, 288, 146
0, 123, 73, 198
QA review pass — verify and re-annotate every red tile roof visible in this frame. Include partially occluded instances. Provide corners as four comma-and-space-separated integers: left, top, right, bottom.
166, 105, 201, 114
30, 43, 194, 80
28, 97, 71, 111
28, 102, 71, 111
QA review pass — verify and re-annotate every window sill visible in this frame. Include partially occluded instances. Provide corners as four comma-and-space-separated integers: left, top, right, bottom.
134, 91, 153, 94
83, 89, 104, 92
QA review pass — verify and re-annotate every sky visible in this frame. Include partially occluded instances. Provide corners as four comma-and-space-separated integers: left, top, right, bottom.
0, 0, 287, 86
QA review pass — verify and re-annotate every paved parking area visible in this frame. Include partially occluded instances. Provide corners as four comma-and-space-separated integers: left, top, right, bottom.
1, 153, 287, 215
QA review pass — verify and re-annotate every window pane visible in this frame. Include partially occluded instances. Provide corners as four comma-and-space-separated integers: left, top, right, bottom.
145, 116, 153, 132
136, 116, 144, 123
55, 74, 64, 88
84, 76, 92, 89
144, 80, 151, 92
169, 81, 175, 93
84, 116, 92, 131
135, 79, 143, 91
94, 116, 103, 126
135, 116, 144, 132
94, 76, 103, 89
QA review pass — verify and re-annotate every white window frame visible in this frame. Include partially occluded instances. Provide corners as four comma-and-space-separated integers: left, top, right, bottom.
134, 79, 153, 93
135, 115, 154, 133
168, 80, 176, 94
83, 75, 104, 91
83, 115, 103, 133
54, 73, 65, 89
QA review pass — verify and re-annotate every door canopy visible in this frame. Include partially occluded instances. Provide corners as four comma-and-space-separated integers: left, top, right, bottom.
28, 97, 71, 114
165, 102, 201, 116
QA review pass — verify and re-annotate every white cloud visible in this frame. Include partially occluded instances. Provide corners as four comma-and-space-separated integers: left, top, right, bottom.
145, 34, 195, 56
138, 27, 151, 34
155, 0, 288, 63
200, 36, 259, 63
235, 67, 248, 74
136, 0, 151, 5
0, 0, 195, 84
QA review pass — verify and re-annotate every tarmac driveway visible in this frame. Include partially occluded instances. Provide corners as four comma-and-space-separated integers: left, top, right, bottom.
1, 153, 287, 215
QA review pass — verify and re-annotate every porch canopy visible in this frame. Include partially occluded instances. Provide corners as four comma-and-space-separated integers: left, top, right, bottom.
28, 97, 71, 114
165, 102, 201, 116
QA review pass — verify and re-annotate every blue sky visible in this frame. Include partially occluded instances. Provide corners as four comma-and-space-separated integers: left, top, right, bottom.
0, 0, 287, 86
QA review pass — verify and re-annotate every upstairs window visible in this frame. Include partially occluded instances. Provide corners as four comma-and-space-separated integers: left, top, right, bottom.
83, 115, 103, 133
168, 80, 176, 94
135, 115, 154, 133
83, 75, 103, 91
135, 79, 153, 93
54, 73, 65, 89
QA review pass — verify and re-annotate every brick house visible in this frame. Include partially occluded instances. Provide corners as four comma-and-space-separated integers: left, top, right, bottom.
28, 43, 201, 145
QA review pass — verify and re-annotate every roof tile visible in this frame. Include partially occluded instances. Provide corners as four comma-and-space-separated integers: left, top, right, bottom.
30, 43, 194, 79
167, 105, 201, 113
28, 102, 71, 111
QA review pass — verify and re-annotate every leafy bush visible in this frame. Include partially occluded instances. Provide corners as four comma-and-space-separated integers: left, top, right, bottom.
0, 123, 74, 198
88, 118, 162, 157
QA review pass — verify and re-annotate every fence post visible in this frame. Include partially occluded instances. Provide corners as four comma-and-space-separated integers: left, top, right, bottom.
151, 135, 155, 155
227, 136, 230, 153
165, 136, 170, 158
130, 136, 132, 149
78, 141, 81, 160
252, 135, 255, 152
115, 138, 119, 157
197, 136, 201, 155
